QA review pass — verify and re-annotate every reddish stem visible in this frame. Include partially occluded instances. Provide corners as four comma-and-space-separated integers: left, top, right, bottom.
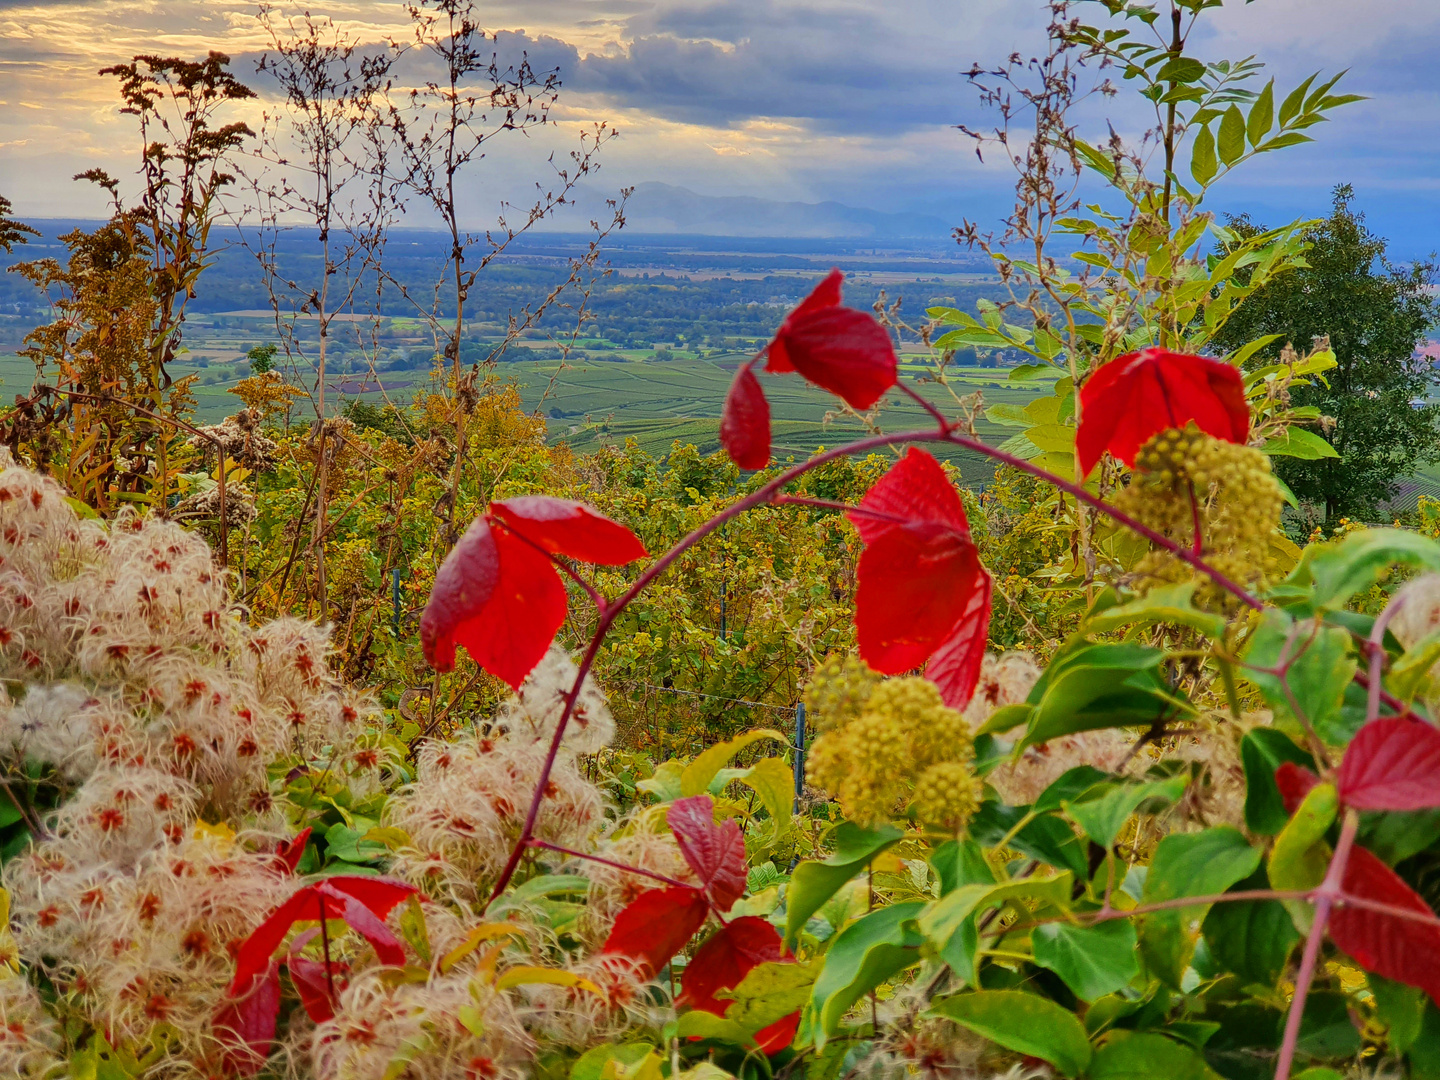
1275, 810, 1359, 1080
526, 838, 693, 890
773, 494, 913, 527
1366, 594, 1406, 724
897, 379, 952, 430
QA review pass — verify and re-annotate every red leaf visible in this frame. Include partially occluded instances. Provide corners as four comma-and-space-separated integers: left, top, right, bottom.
764, 270, 896, 409
286, 928, 347, 1024
847, 446, 968, 545
1075, 348, 1249, 477
489, 496, 648, 566
601, 885, 710, 977
421, 517, 567, 688
1275, 762, 1320, 815
1331, 845, 1440, 1001
924, 566, 993, 709
228, 877, 415, 995
678, 916, 799, 1054
214, 961, 282, 1077
668, 795, 748, 913
273, 827, 312, 875
720, 362, 772, 470
316, 882, 406, 967
1337, 717, 1440, 811
764, 269, 842, 373
856, 524, 986, 675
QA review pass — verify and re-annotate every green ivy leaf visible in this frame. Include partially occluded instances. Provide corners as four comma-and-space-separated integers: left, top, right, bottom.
809, 902, 925, 1045
1031, 919, 1139, 1002
927, 990, 1092, 1077
783, 822, 903, 950
915, 872, 1073, 985
1019, 643, 1188, 749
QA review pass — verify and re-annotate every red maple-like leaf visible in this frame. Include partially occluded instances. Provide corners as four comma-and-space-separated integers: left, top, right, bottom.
764, 269, 897, 409
1075, 348, 1250, 477
214, 961, 282, 1077
1331, 845, 1440, 1001
678, 917, 801, 1054
720, 362, 771, 470
847, 450, 991, 680
1337, 717, 1440, 811
601, 885, 710, 977
489, 496, 648, 565
228, 876, 415, 994
421, 500, 646, 687
668, 795, 748, 914
285, 927, 348, 1023
272, 827, 312, 875
1275, 762, 1321, 815
923, 569, 994, 709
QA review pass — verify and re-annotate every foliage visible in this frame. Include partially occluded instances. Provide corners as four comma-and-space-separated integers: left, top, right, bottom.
1211, 184, 1440, 522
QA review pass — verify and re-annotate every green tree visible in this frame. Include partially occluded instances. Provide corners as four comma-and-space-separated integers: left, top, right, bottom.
247, 342, 277, 374
1215, 185, 1440, 521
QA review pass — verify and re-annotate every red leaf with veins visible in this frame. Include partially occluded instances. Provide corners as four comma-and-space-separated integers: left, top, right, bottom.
214, 961, 281, 1077
679, 917, 800, 1054
1275, 762, 1321, 815
764, 270, 896, 409
1076, 348, 1249, 477
421, 516, 567, 688
489, 496, 647, 566
847, 446, 969, 545
856, 524, 986, 675
1330, 845, 1440, 1001
315, 882, 406, 966
1337, 717, 1440, 810
286, 928, 347, 1023
764, 269, 842, 374
601, 885, 710, 977
668, 795, 748, 913
228, 876, 415, 994
720, 362, 772, 470
923, 567, 993, 709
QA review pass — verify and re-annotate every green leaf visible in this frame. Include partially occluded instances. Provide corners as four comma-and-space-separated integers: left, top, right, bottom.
670, 1010, 757, 1048
571, 1042, 657, 1080
929, 838, 996, 896
1200, 870, 1298, 986
718, 960, 817, 1032
1019, 643, 1187, 749
1035, 766, 1113, 814
1279, 74, 1318, 127
915, 873, 1074, 985
1269, 782, 1336, 896
810, 902, 924, 1044
1066, 774, 1188, 848
1084, 581, 1226, 639
976, 702, 1032, 736
636, 760, 685, 801
324, 822, 387, 864
1370, 974, 1425, 1054
1262, 427, 1338, 460
1386, 626, 1440, 705
1247, 79, 1275, 146
738, 758, 794, 838
1088, 1031, 1219, 1080
1242, 609, 1356, 740
1155, 56, 1206, 84
927, 990, 1092, 1077
784, 822, 903, 950
1141, 827, 1262, 986
1217, 105, 1246, 167
1304, 528, 1440, 610
1031, 920, 1139, 1001
1190, 125, 1217, 186
1240, 729, 1316, 835
681, 729, 786, 797
971, 800, 1088, 877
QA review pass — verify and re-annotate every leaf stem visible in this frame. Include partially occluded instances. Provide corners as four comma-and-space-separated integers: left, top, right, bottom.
525, 838, 693, 890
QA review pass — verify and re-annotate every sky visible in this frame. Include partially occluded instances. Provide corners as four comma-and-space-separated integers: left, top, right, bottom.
1, 0, 1438, 259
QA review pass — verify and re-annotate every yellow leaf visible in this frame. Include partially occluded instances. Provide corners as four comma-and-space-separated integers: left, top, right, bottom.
494, 965, 602, 996
681, 729, 787, 797
193, 820, 235, 852
439, 923, 525, 975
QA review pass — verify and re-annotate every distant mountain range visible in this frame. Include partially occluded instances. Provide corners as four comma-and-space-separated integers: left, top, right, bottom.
556, 182, 952, 240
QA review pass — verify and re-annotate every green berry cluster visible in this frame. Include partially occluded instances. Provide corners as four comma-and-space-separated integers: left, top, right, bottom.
1110, 423, 1283, 606
804, 660, 980, 833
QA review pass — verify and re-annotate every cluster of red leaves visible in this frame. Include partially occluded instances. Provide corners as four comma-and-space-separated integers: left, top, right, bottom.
215, 864, 417, 1076
1277, 717, 1440, 1001
848, 447, 991, 708
720, 270, 898, 470
420, 496, 647, 688
1075, 347, 1249, 477
601, 795, 801, 1052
